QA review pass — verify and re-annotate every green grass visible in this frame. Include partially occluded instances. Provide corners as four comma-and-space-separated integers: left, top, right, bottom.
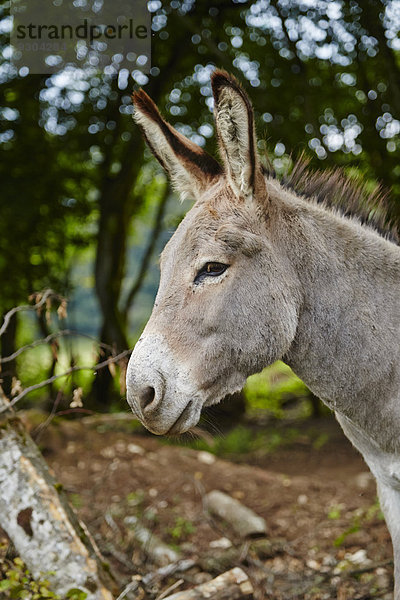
170, 423, 302, 459
168, 516, 196, 542
0, 556, 87, 600
333, 498, 384, 547
245, 361, 309, 416
16, 337, 98, 404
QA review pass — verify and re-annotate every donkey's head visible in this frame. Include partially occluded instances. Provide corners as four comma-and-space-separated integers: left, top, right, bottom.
126, 71, 300, 434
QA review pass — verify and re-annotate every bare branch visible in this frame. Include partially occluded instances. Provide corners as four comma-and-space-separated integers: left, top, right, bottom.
0, 329, 118, 364
0, 349, 132, 413
156, 579, 184, 600
0, 290, 63, 338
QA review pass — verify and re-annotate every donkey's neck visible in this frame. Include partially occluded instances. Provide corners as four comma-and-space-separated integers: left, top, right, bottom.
275, 185, 400, 452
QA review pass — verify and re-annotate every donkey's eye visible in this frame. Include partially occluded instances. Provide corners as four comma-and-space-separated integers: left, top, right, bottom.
194, 262, 228, 284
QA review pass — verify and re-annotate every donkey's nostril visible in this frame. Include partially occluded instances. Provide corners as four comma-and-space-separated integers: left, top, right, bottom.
139, 386, 156, 411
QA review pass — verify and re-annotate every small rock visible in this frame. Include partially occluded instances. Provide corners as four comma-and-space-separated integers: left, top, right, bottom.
100, 446, 115, 458
355, 471, 374, 489
322, 554, 337, 566
250, 537, 285, 559
193, 572, 213, 585
345, 549, 370, 566
334, 549, 371, 573
197, 451, 216, 465
297, 494, 308, 505
232, 490, 244, 500
198, 547, 240, 573
127, 443, 145, 455
306, 558, 320, 570
209, 537, 232, 549
66, 442, 77, 454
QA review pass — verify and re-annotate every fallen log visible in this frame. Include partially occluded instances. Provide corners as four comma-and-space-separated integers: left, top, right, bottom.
206, 490, 267, 538
0, 393, 117, 599
162, 567, 253, 600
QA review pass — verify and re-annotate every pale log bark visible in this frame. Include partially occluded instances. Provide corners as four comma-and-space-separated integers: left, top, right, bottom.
162, 567, 254, 600
0, 395, 117, 599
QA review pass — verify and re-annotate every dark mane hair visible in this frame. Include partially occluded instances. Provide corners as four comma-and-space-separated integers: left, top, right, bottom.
266, 155, 399, 244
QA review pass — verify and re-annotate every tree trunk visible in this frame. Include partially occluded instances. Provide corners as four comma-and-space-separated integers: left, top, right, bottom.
357, 0, 400, 118
0, 310, 17, 398
122, 184, 170, 322
0, 393, 117, 599
91, 140, 143, 410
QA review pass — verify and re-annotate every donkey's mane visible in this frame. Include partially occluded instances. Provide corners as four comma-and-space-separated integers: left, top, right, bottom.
267, 156, 398, 244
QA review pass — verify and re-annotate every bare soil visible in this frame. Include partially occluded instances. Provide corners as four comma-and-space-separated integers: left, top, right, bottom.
14, 413, 397, 599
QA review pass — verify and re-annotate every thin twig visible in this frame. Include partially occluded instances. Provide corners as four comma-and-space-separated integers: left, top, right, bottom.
353, 588, 393, 600
346, 558, 393, 577
103, 541, 134, 571
0, 290, 62, 338
156, 578, 184, 600
0, 329, 117, 364
54, 408, 94, 416
115, 579, 140, 600
0, 349, 132, 413
142, 559, 196, 586
33, 388, 64, 442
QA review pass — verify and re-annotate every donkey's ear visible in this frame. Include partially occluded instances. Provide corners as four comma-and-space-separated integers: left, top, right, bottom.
132, 89, 222, 201
211, 71, 266, 202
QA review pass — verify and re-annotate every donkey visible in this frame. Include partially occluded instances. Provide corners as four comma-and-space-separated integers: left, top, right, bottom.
126, 70, 400, 595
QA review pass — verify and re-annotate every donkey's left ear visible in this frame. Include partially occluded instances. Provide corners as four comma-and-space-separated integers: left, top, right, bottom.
211, 70, 266, 202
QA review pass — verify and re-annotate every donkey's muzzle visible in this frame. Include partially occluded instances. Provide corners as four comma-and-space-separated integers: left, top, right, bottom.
126, 372, 166, 433
126, 333, 201, 435
137, 385, 156, 412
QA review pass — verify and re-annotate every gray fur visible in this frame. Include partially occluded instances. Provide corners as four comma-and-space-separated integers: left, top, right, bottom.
127, 70, 400, 596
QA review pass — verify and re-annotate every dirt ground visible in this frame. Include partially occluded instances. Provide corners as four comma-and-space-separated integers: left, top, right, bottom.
14, 413, 396, 599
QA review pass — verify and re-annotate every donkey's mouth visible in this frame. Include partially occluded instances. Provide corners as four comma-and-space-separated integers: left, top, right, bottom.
166, 400, 196, 435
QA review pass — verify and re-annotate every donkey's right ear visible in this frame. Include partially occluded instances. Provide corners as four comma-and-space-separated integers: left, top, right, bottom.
132, 90, 222, 201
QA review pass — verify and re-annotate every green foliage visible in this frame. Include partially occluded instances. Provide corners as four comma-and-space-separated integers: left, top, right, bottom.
68, 493, 83, 509
333, 499, 384, 547
15, 333, 98, 406
65, 590, 88, 600
177, 423, 302, 458
245, 362, 309, 417
125, 490, 146, 510
334, 520, 361, 548
0, 556, 87, 600
328, 505, 343, 520
312, 433, 330, 450
168, 517, 196, 542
